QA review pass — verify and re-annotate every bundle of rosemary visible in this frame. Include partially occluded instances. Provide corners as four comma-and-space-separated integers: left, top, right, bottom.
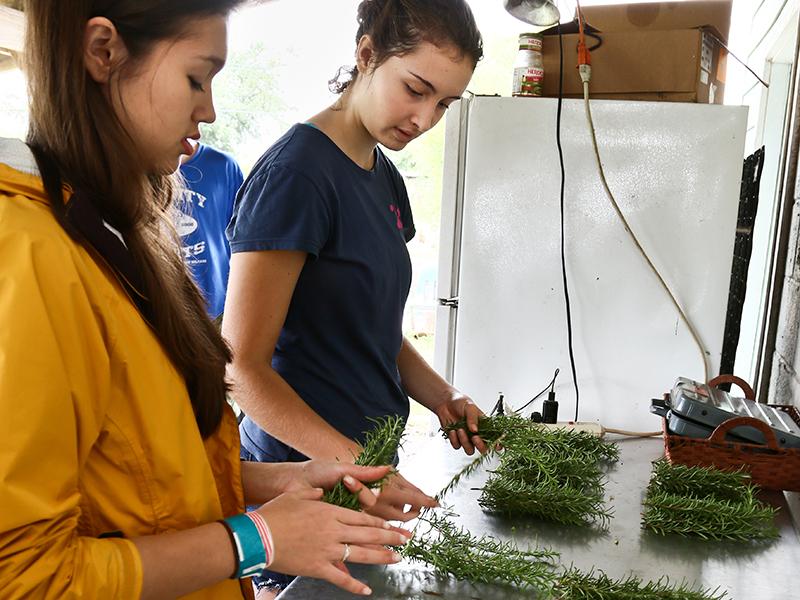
553, 567, 728, 600
402, 511, 560, 591
402, 512, 728, 599
338, 417, 728, 599
443, 415, 619, 526
323, 414, 405, 510
641, 459, 779, 541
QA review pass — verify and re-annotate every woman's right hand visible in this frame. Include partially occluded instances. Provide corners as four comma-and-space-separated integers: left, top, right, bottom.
255, 488, 411, 595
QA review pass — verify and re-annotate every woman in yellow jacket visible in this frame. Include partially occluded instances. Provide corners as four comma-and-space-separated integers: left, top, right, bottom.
0, 1, 436, 598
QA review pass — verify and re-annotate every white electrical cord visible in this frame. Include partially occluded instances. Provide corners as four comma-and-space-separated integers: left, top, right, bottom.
602, 427, 662, 438
579, 66, 710, 383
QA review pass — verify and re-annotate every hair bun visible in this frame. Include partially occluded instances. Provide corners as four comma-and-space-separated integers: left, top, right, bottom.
357, 0, 389, 25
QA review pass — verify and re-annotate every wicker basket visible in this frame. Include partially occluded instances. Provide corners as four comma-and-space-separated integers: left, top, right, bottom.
662, 406, 800, 492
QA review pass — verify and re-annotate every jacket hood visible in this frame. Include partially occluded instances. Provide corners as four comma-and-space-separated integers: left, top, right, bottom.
0, 138, 49, 204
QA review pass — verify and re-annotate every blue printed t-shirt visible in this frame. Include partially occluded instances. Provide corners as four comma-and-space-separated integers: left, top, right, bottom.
178, 143, 244, 318
227, 124, 415, 461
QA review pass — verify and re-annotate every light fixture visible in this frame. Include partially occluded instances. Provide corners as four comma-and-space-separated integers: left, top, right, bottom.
503, 0, 561, 27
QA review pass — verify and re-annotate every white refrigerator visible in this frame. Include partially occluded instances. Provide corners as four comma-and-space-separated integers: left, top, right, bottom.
434, 96, 748, 431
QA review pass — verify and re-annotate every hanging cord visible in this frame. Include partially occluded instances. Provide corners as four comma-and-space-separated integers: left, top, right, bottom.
555, 22, 582, 422
574, 0, 710, 383
579, 78, 709, 382
515, 368, 560, 414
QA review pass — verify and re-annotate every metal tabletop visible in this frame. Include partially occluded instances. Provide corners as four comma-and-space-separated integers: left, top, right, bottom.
280, 434, 800, 599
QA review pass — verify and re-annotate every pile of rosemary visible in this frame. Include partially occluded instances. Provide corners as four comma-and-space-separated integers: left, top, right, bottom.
552, 568, 728, 600
322, 414, 405, 510
641, 459, 779, 541
443, 415, 619, 526
403, 512, 727, 599
323, 416, 729, 599
402, 510, 559, 590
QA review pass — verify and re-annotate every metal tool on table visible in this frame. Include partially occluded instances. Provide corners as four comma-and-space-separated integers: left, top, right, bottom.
651, 376, 800, 449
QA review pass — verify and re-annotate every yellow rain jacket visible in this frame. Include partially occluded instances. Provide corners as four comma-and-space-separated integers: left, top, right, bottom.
0, 140, 247, 599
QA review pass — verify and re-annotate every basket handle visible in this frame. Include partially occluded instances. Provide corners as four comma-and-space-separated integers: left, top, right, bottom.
708, 416, 781, 450
707, 374, 755, 400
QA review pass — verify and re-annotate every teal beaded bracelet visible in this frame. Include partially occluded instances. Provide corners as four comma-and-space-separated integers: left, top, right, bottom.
219, 513, 267, 579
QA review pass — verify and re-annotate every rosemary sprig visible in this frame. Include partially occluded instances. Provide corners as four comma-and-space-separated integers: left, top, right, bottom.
402, 513, 726, 599
641, 460, 779, 541
436, 437, 503, 501
500, 448, 607, 492
554, 567, 728, 600
646, 459, 752, 502
401, 511, 560, 590
323, 415, 405, 510
444, 415, 618, 525
479, 474, 612, 526
444, 416, 620, 464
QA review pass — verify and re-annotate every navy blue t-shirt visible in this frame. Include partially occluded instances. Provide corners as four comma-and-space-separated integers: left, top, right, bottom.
226, 124, 415, 462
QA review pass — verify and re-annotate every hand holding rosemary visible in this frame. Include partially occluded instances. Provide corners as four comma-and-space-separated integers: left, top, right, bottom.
322, 415, 405, 510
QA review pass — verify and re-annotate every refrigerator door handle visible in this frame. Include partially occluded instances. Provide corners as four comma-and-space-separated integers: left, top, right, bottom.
438, 296, 460, 308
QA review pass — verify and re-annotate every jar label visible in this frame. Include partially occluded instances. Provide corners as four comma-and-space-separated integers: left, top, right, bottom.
518, 36, 543, 51
513, 66, 544, 97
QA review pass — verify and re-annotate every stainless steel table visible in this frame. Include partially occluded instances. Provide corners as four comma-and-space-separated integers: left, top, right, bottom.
280, 434, 800, 599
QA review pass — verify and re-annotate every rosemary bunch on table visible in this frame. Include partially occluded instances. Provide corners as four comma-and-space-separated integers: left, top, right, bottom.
479, 473, 612, 526
645, 459, 753, 502
401, 511, 560, 591
323, 415, 405, 510
553, 567, 728, 600
443, 415, 618, 525
641, 460, 779, 541
402, 513, 727, 599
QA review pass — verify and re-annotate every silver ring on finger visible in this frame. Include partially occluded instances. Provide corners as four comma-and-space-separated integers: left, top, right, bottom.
341, 543, 351, 562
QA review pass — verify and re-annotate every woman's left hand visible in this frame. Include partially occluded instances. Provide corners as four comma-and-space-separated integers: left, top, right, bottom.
434, 393, 488, 455
365, 471, 438, 521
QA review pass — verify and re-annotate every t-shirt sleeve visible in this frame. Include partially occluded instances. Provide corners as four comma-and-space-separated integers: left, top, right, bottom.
394, 169, 416, 243
225, 159, 245, 227
226, 164, 331, 257
223, 159, 245, 259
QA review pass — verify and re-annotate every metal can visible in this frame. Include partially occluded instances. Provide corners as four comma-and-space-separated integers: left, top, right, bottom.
512, 33, 544, 97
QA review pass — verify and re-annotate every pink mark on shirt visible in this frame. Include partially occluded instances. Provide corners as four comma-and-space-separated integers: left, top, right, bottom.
389, 204, 404, 230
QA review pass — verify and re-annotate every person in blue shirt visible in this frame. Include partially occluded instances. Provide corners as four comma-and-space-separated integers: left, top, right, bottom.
178, 141, 243, 319
223, 1, 485, 594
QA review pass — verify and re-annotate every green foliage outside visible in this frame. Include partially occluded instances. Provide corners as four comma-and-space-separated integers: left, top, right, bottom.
200, 42, 288, 166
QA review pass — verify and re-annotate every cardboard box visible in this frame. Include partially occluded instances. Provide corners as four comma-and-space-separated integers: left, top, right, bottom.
580, 0, 731, 39
541, 1, 731, 104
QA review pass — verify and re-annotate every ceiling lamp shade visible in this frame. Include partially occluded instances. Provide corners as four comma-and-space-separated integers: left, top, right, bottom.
503, 0, 561, 27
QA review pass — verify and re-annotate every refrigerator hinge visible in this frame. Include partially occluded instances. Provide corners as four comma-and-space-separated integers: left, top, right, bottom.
438, 296, 459, 308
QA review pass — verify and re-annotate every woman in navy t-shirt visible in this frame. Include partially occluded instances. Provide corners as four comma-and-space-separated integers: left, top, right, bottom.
223, 2, 485, 592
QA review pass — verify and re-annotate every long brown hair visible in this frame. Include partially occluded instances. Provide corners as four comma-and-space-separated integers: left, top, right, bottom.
24, 0, 245, 438
330, 0, 483, 93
